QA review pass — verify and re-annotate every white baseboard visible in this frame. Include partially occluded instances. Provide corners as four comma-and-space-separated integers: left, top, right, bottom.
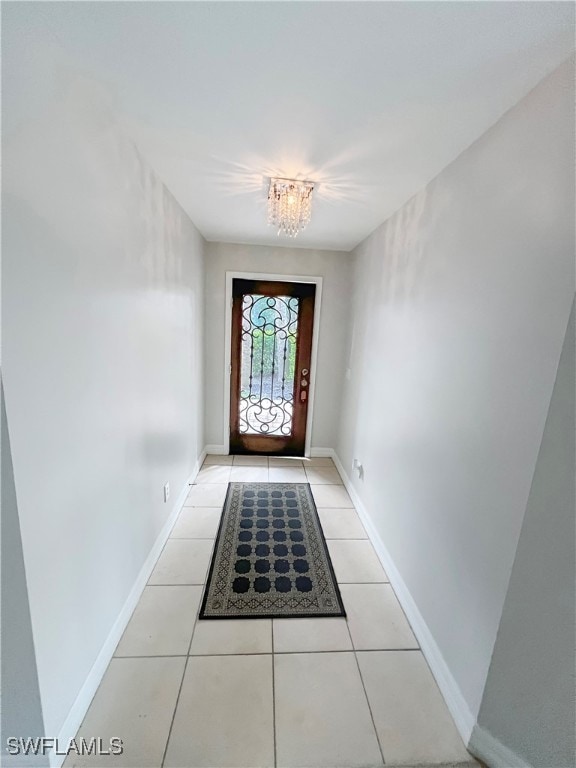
51, 452, 205, 768
330, 449, 476, 746
309, 446, 334, 457
468, 724, 530, 768
197, 447, 207, 469
204, 444, 227, 455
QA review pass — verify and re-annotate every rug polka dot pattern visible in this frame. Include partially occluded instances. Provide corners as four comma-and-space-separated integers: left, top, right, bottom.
200, 482, 345, 619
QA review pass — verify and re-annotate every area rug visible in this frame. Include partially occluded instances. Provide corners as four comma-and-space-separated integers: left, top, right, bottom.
199, 482, 345, 619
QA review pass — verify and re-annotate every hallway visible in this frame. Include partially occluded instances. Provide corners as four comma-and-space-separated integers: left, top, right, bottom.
69, 456, 475, 768
3, 4, 574, 768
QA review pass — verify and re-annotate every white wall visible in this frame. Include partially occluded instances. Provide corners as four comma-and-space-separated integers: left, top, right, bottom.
1, 383, 47, 766
336, 57, 574, 734
471, 301, 575, 768
204, 241, 351, 452
2, 11, 205, 748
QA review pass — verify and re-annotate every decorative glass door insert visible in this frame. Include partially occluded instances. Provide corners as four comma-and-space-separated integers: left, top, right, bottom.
230, 279, 316, 456
240, 294, 298, 436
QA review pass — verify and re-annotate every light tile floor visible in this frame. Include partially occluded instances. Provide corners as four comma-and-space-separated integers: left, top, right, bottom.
66, 455, 478, 768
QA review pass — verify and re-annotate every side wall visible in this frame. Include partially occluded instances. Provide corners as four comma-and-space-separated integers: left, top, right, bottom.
1, 382, 47, 766
204, 241, 351, 452
2, 11, 206, 748
471, 302, 575, 768
336, 57, 574, 734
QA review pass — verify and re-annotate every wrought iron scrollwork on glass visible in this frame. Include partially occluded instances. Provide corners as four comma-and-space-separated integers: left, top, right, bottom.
239, 294, 299, 436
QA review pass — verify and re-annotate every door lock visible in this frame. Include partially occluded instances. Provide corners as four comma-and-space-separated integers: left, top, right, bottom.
300, 369, 309, 401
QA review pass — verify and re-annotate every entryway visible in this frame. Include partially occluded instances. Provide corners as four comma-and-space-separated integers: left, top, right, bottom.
67, 454, 477, 768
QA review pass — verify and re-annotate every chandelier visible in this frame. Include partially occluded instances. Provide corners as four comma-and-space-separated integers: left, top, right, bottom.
268, 178, 314, 237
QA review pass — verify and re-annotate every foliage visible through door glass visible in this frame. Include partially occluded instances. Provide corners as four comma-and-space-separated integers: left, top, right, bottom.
241, 329, 297, 398
239, 294, 299, 435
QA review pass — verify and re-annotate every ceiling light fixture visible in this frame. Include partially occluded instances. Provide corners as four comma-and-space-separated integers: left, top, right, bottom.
268, 178, 314, 237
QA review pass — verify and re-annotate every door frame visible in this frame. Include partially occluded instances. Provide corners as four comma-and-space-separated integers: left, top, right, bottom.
223, 271, 323, 457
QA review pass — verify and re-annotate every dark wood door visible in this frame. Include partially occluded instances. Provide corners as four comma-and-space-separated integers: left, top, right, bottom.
229, 278, 316, 456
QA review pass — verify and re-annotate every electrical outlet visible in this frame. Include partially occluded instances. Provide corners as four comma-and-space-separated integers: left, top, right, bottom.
164, 482, 170, 503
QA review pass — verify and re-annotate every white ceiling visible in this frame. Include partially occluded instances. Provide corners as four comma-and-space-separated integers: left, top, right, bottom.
13, 2, 575, 251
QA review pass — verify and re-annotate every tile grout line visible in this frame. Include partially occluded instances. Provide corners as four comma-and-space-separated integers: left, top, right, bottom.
160, 654, 189, 768
160, 595, 203, 768
194, 481, 344, 487
170, 536, 372, 541
147, 582, 207, 587
186, 598, 202, 657
115, 648, 421, 659
116, 654, 188, 659
169, 537, 217, 540
346, 618, 387, 767
353, 647, 387, 767
271, 620, 278, 768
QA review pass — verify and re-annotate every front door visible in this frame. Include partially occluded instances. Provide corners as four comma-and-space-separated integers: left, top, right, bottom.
229, 278, 316, 456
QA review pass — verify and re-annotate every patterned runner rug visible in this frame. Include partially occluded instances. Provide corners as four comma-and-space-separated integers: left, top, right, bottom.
200, 482, 345, 619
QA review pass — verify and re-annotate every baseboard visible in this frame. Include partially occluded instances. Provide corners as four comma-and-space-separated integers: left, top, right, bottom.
468, 724, 530, 768
196, 447, 207, 471
309, 446, 334, 457
50, 452, 205, 768
204, 444, 227, 455
330, 449, 476, 746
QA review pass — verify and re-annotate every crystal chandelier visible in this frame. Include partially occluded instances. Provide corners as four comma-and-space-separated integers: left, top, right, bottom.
268, 178, 314, 237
